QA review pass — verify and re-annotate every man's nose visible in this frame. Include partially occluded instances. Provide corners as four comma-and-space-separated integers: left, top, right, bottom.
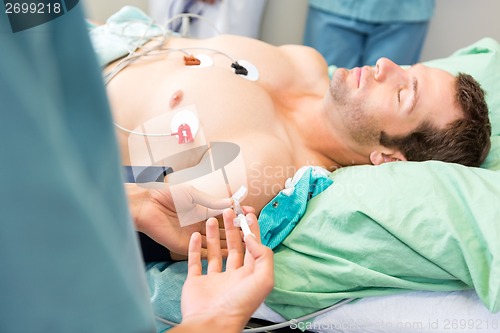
374, 57, 406, 82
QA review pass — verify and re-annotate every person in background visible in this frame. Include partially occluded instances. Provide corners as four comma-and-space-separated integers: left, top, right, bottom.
148, 0, 268, 39
303, 0, 436, 68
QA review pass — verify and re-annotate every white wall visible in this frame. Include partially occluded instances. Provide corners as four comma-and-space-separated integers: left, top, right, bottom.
82, 0, 148, 23
83, 0, 500, 61
420, 0, 500, 60
260, 0, 308, 45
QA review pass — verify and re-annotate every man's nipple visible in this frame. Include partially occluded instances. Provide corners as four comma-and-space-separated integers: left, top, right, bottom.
169, 90, 184, 109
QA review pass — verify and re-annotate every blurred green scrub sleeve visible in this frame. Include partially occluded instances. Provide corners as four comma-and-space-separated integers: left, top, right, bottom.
0, 4, 156, 333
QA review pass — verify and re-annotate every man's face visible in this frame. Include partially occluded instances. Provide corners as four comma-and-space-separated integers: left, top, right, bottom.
327, 58, 462, 151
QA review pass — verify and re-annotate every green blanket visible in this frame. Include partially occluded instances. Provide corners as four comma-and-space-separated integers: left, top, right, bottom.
266, 38, 500, 319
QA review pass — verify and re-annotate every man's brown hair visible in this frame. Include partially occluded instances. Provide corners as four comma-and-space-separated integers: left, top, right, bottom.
380, 73, 491, 167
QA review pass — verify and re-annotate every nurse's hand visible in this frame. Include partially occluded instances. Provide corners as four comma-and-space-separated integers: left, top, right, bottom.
177, 209, 274, 333
169, 183, 232, 223
126, 183, 198, 256
125, 183, 234, 257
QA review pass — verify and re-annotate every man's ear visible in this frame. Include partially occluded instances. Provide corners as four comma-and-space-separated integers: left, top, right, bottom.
369, 150, 407, 165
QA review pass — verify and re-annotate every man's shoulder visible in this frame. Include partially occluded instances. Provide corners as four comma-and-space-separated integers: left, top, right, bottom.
278, 44, 330, 91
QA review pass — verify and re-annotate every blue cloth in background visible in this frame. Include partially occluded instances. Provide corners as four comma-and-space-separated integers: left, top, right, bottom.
304, 0, 435, 67
304, 7, 430, 67
147, 260, 210, 332
308, 0, 435, 23
147, 262, 184, 332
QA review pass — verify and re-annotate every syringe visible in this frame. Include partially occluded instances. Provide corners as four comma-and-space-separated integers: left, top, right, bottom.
231, 186, 254, 240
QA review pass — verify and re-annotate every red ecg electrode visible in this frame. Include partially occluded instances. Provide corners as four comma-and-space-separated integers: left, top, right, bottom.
176, 123, 194, 144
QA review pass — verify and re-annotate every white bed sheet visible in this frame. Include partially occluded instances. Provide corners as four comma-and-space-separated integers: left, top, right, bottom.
253, 290, 500, 332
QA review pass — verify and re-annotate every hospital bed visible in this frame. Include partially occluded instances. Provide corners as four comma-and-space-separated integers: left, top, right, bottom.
88, 7, 500, 333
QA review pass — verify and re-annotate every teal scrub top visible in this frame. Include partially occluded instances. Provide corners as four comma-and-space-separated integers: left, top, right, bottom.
309, 0, 436, 23
0, 4, 155, 333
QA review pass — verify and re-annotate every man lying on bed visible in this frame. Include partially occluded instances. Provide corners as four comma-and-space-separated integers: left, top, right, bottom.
103, 28, 491, 259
